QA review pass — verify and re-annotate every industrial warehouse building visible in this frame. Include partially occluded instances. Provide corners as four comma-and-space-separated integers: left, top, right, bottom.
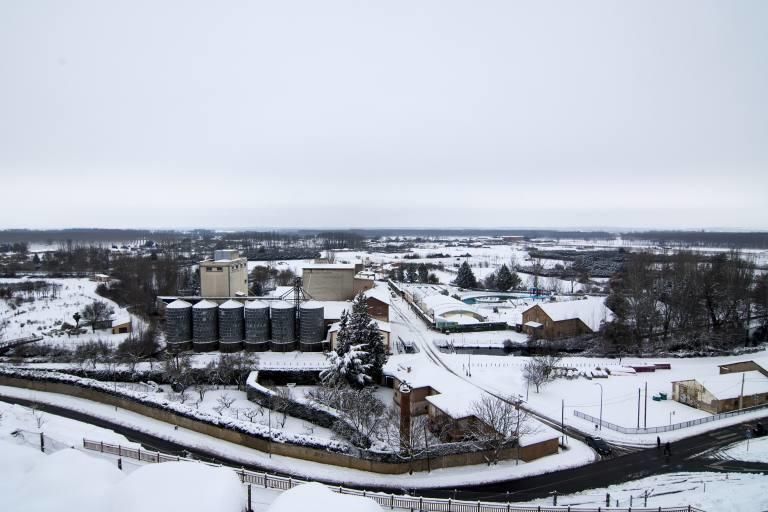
200, 249, 249, 297
420, 294, 485, 328
521, 297, 614, 339
302, 263, 372, 300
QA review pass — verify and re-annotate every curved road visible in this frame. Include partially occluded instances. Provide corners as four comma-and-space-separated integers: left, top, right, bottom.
1, 391, 766, 502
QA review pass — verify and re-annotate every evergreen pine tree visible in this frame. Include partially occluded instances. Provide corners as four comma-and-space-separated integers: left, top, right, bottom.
496, 264, 515, 291
417, 263, 428, 283
327, 293, 388, 387
455, 261, 478, 289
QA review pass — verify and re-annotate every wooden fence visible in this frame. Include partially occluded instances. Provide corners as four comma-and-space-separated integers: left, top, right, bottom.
83, 439, 704, 512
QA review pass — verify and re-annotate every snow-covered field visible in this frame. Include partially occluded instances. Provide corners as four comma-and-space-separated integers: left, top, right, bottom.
0, 277, 141, 347
516, 471, 768, 512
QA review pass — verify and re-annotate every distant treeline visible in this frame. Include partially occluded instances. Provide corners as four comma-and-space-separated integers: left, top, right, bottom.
0, 229, 182, 244
336, 229, 615, 239
621, 231, 768, 249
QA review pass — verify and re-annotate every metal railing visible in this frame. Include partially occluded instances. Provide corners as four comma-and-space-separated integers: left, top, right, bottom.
83, 439, 704, 512
574, 404, 768, 434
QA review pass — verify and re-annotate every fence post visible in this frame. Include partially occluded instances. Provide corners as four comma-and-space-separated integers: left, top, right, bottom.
247, 484, 252, 512
100, 441, 104, 453
264, 473, 268, 488
419, 496, 423, 511
390, 494, 394, 509
138, 447, 141, 461
40, 432, 45, 453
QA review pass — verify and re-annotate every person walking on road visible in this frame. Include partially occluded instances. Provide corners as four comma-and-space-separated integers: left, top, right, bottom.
657, 436, 661, 450
663, 442, 671, 457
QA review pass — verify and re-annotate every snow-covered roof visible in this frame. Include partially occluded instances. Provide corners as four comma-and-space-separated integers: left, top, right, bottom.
363, 284, 391, 305
270, 300, 294, 310
422, 294, 483, 320
528, 297, 614, 332
219, 299, 244, 309
329, 319, 391, 333
244, 300, 269, 309
166, 299, 192, 309
192, 299, 217, 309
303, 263, 357, 270
425, 392, 478, 419
300, 300, 324, 310
321, 301, 353, 320
524, 321, 543, 328
698, 371, 768, 400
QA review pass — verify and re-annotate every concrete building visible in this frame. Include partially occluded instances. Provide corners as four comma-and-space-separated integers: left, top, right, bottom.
672, 371, 768, 413
302, 263, 370, 300
521, 297, 614, 339
200, 249, 248, 298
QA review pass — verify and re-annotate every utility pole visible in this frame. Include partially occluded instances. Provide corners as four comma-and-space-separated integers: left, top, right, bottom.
637, 388, 641, 429
644, 382, 648, 429
561, 399, 567, 444
739, 373, 745, 410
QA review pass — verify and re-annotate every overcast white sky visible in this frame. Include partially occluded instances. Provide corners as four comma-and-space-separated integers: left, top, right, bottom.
1, 1, 766, 230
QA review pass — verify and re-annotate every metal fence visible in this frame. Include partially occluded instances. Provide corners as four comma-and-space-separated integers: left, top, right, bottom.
83, 439, 704, 512
574, 404, 768, 435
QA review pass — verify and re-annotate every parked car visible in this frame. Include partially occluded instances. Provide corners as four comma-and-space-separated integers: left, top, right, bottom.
585, 435, 612, 456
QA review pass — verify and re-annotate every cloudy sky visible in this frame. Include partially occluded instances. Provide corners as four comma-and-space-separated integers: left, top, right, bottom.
1, 1, 766, 230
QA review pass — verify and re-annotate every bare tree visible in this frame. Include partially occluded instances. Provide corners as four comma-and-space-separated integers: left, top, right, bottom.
469, 395, 534, 464
241, 408, 262, 423
378, 405, 431, 473
523, 358, 549, 393
334, 388, 386, 447
30, 406, 47, 430
217, 392, 236, 411
81, 300, 115, 332
193, 382, 209, 403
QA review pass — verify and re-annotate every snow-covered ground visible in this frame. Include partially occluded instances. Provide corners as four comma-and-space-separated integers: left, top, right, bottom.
0, 277, 142, 347
0, 439, 249, 512
387, 291, 768, 446
177, 387, 337, 442
721, 436, 768, 463
516, 471, 768, 512
0, 384, 595, 488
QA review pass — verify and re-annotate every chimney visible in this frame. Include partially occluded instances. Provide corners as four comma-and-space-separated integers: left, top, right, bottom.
399, 382, 412, 451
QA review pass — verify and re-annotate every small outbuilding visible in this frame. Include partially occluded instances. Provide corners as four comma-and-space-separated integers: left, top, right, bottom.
672, 371, 768, 413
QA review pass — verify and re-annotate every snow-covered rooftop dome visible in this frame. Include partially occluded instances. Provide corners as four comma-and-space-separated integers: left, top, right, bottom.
166, 299, 192, 309
219, 299, 244, 309
245, 300, 269, 309
192, 299, 217, 309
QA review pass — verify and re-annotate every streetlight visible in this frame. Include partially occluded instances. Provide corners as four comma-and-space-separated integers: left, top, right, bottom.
669, 410, 675, 426
593, 382, 603, 431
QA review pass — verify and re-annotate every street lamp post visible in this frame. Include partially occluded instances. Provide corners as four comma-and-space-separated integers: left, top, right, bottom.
594, 382, 603, 431
669, 410, 675, 426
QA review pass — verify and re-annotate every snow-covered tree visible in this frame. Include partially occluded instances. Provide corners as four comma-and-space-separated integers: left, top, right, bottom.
454, 261, 477, 289
322, 344, 373, 388
80, 300, 115, 332
325, 293, 388, 387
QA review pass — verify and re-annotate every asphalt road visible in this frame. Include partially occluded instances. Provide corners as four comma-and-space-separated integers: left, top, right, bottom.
1, 392, 766, 502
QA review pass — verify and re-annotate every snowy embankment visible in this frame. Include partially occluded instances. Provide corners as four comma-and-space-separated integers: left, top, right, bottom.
515, 471, 768, 512
721, 436, 768, 463
0, 439, 248, 512
0, 384, 595, 488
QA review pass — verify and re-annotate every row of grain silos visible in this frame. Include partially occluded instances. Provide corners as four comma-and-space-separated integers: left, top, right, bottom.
164, 299, 326, 353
